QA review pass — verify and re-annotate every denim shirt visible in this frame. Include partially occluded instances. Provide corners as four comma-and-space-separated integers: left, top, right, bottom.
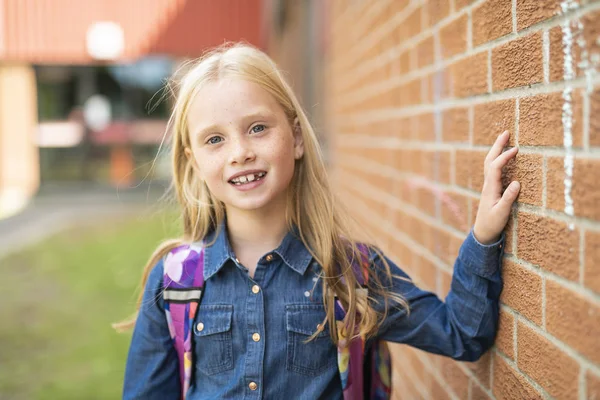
123, 224, 504, 399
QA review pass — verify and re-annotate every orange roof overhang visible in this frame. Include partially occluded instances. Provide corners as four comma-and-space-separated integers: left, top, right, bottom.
0, 0, 264, 64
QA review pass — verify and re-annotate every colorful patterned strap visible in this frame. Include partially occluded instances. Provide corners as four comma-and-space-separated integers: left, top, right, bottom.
335, 244, 391, 400
162, 243, 205, 400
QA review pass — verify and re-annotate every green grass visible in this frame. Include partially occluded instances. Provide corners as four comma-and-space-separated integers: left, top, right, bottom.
0, 209, 180, 400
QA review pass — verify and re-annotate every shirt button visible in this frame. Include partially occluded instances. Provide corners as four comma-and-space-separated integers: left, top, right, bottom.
252, 332, 261, 342
265, 254, 273, 262
249, 382, 258, 391
197, 322, 204, 332
252, 285, 260, 294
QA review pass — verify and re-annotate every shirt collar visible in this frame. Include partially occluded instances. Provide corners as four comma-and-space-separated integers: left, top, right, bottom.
202, 220, 313, 280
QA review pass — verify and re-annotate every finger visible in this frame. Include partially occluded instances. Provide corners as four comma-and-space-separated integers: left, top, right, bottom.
488, 146, 519, 182
496, 181, 520, 212
484, 130, 510, 171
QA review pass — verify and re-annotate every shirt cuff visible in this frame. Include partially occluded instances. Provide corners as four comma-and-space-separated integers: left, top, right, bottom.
459, 228, 505, 278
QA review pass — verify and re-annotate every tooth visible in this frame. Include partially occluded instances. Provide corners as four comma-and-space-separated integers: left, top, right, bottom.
238, 176, 246, 183
247, 174, 255, 182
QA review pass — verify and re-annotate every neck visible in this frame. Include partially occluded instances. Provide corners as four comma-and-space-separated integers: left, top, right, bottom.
225, 199, 289, 256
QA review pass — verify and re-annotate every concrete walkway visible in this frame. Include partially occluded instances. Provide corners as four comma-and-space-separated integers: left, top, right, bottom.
0, 181, 171, 259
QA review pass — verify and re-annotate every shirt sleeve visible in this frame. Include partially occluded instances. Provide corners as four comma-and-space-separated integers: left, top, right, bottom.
123, 258, 181, 399
370, 229, 505, 362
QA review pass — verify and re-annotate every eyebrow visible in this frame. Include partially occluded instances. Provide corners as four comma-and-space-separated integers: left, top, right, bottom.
192, 109, 274, 139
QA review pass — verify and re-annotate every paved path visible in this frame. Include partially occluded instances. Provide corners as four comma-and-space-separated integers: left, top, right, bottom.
0, 181, 170, 259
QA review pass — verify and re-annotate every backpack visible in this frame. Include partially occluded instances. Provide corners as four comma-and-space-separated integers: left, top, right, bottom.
162, 242, 392, 400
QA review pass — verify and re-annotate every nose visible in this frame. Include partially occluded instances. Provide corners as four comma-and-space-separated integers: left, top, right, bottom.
229, 136, 255, 165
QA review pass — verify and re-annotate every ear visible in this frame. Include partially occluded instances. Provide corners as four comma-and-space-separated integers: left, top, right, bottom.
184, 147, 203, 179
292, 117, 304, 160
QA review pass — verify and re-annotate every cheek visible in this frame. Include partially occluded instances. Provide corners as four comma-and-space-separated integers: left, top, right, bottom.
192, 152, 220, 181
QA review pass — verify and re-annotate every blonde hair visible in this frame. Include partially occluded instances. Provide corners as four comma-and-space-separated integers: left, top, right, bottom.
115, 42, 408, 344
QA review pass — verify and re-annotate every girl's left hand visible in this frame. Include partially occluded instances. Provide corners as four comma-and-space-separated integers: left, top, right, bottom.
473, 130, 521, 245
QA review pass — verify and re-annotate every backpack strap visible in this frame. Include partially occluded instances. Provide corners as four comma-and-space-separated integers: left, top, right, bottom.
162, 243, 205, 400
336, 244, 392, 400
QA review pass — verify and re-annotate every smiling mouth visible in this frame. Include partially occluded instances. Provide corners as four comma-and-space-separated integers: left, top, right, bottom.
228, 172, 267, 185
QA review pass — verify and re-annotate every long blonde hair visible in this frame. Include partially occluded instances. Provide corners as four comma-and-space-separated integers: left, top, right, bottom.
115, 42, 407, 344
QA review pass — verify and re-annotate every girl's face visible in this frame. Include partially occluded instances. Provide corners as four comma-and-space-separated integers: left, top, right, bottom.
185, 78, 304, 214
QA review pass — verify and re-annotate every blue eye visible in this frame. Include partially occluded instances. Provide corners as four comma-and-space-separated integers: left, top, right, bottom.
207, 136, 223, 145
251, 124, 266, 133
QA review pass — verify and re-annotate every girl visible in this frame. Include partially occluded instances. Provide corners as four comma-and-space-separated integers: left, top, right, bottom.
118, 43, 520, 399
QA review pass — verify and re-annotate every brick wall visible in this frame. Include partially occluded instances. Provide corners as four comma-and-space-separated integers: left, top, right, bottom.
325, 1, 600, 399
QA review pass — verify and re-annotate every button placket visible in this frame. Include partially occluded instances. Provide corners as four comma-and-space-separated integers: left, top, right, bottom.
245, 263, 265, 397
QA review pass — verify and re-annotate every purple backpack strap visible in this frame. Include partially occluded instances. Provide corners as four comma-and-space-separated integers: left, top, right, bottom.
337, 243, 392, 400
162, 243, 205, 400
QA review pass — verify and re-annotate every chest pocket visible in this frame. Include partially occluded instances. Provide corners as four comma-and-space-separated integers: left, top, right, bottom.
285, 304, 337, 376
193, 304, 234, 375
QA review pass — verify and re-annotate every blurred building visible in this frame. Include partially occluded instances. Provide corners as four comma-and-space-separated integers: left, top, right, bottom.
0, 0, 262, 218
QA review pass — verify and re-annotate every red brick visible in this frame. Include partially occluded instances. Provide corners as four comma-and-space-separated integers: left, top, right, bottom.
440, 14, 467, 59
519, 91, 584, 147
547, 157, 600, 221
467, 351, 492, 389
455, 150, 486, 191
550, 11, 600, 82
585, 230, 600, 293
492, 32, 543, 91
588, 371, 600, 400
397, 79, 422, 107
439, 269, 451, 297
414, 255, 438, 292
414, 112, 435, 141
496, 309, 514, 359
473, 99, 515, 145
546, 279, 600, 364
437, 151, 452, 184
501, 152, 543, 206
473, 0, 512, 47
591, 87, 600, 147
429, 375, 452, 400
517, 0, 560, 30
503, 211, 515, 255
441, 190, 469, 232
500, 260, 542, 324
442, 107, 470, 143
416, 35, 435, 68
455, 0, 477, 9
421, 75, 431, 104
452, 52, 489, 97
517, 212, 579, 280
398, 50, 411, 75
433, 228, 463, 265
549, 25, 570, 82
492, 354, 544, 400
420, 150, 451, 182
430, 67, 453, 100
414, 187, 437, 218
439, 358, 469, 399
471, 383, 492, 400
517, 321, 580, 399
424, 0, 451, 27
397, 6, 422, 43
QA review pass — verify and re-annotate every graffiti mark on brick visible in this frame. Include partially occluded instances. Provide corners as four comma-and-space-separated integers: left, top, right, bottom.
405, 177, 469, 232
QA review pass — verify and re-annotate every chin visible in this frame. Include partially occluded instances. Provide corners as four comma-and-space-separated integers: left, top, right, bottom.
227, 197, 279, 212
